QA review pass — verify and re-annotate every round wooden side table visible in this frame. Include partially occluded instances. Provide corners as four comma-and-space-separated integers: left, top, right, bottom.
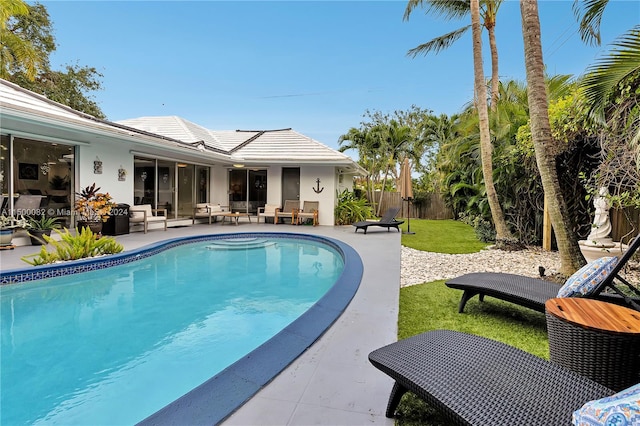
545, 297, 640, 391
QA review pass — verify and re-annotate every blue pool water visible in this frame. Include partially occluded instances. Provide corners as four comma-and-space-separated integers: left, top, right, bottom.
1, 235, 346, 425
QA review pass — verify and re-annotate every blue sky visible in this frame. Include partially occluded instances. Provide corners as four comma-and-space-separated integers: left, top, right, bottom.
43, 0, 639, 154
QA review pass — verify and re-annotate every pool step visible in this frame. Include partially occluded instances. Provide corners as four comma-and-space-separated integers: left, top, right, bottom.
206, 238, 277, 250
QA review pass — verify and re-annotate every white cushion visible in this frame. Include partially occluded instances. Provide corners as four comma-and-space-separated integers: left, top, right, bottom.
209, 204, 222, 213
196, 203, 209, 213
572, 383, 640, 425
557, 256, 619, 298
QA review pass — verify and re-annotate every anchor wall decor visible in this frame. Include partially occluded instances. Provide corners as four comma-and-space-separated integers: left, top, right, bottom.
312, 178, 324, 194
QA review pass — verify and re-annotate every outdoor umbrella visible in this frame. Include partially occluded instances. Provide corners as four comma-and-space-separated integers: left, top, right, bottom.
400, 157, 415, 234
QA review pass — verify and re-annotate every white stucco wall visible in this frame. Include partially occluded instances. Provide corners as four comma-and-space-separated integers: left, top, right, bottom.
299, 166, 335, 226
77, 144, 134, 206
209, 166, 229, 207
266, 167, 282, 205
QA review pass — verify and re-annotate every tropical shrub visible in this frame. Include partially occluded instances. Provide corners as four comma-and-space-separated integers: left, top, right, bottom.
459, 212, 495, 243
75, 183, 116, 222
334, 189, 373, 225
21, 227, 124, 265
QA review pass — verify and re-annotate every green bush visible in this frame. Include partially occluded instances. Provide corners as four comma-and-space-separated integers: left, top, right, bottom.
459, 212, 496, 243
21, 227, 124, 266
334, 189, 373, 225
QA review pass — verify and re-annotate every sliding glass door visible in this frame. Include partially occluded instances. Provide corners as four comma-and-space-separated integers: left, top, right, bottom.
228, 169, 267, 214
134, 157, 209, 219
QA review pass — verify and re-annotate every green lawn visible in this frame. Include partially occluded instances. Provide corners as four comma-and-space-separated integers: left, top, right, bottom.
399, 219, 488, 254
395, 219, 548, 425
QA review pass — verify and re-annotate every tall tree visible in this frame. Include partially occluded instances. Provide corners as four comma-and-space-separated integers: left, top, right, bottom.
0, 0, 42, 80
470, 0, 512, 243
404, 0, 502, 110
2, 2, 105, 118
406, 0, 512, 242
520, 0, 585, 274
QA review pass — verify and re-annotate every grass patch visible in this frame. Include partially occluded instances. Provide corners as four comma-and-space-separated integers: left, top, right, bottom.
395, 219, 549, 425
399, 219, 488, 254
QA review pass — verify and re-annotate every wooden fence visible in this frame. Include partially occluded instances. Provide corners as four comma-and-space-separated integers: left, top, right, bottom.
611, 207, 640, 243
369, 193, 637, 243
368, 192, 454, 220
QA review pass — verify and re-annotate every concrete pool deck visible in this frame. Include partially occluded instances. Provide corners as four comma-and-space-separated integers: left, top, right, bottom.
0, 223, 399, 425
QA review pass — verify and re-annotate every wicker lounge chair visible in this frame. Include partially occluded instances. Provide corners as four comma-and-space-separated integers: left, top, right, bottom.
445, 232, 640, 314
368, 329, 615, 425
352, 207, 404, 234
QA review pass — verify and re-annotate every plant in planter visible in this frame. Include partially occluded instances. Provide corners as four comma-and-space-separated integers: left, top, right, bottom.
74, 183, 116, 234
26, 216, 61, 245
0, 215, 28, 248
21, 227, 124, 265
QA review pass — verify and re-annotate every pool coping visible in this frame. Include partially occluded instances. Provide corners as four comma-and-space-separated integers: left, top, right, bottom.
1, 232, 363, 425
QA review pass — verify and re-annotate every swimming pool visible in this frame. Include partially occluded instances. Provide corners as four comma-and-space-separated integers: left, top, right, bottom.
0, 232, 363, 425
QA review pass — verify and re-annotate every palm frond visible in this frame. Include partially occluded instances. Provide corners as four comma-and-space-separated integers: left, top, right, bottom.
581, 26, 640, 122
572, 0, 609, 46
407, 26, 470, 57
405, 0, 470, 21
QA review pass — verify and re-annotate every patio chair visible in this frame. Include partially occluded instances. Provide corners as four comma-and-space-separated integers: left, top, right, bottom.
368, 329, 615, 425
296, 201, 319, 226
257, 204, 279, 224
352, 207, 404, 234
446, 231, 640, 314
129, 204, 167, 233
275, 200, 299, 224
12, 194, 45, 216
192, 203, 225, 225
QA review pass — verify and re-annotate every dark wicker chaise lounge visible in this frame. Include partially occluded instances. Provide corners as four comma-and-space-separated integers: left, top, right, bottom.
368, 330, 615, 425
352, 207, 404, 234
445, 232, 640, 314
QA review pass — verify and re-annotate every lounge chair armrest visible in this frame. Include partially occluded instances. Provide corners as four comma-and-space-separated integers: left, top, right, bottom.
130, 207, 148, 220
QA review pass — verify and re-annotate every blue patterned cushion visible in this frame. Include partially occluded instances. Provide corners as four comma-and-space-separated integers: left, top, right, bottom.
572, 383, 640, 425
557, 256, 618, 298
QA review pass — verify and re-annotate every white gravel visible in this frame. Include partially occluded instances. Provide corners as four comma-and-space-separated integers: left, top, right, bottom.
401, 245, 563, 287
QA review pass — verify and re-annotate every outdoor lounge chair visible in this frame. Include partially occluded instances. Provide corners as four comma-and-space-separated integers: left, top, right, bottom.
352, 207, 404, 234
275, 200, 299, 224
296, 201, 319, 226
446, 231, 640, 314
192, 203, 226, 225
257, 204, 279, 223
368, 329, 615, 425
129, 204, 167, 233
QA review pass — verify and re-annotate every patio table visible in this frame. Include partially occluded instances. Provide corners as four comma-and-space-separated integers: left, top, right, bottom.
220, 212, 252, 226
545, 297, 640, 391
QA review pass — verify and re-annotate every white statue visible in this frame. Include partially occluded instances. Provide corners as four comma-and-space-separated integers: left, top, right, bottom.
585, 187, 614, 247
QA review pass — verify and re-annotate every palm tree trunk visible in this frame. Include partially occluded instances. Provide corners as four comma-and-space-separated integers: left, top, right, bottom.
487, 25, 500, 111
520, 0, 585, 275
471, 0, 512, 241
377, 164, 390, 216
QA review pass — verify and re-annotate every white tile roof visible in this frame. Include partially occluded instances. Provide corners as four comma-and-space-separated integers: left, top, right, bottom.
1, 79, 363, 171
1, 78, 110, 128
118, 116, 358, 166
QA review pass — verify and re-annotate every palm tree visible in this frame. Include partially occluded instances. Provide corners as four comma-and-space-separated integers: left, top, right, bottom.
0, 0, 41, 80
520, 0, 585, 274
373, 120, 413, 215
469, 0, 512, 243
404, 0, 502, 110
406, 0, 512, 242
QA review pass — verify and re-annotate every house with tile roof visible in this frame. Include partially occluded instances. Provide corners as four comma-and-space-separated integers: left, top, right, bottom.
0, 78, 365, 233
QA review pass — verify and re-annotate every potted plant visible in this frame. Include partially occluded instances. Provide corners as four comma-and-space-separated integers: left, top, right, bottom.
74, 183, 116, 234
26, 216, 61, 245
0, 214, 28, 248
